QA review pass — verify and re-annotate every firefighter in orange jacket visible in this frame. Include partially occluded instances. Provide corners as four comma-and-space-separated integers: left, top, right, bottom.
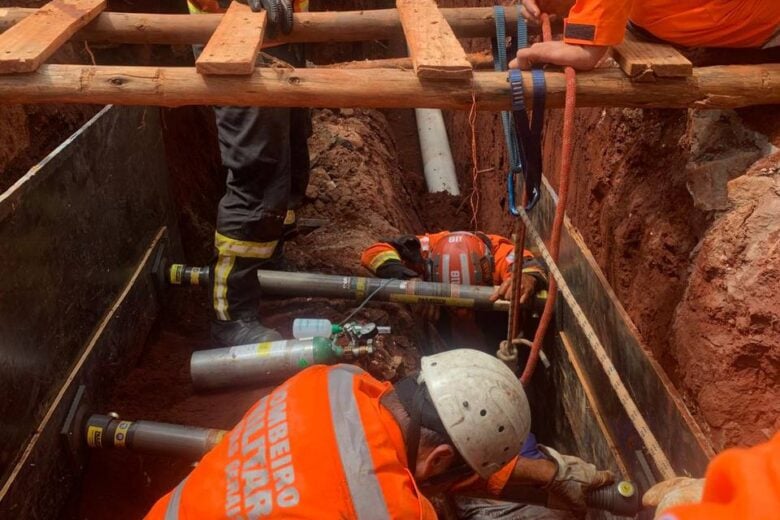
361, 231, 548, 305
642, 432, 780, 520
361, 231, 547, 351
511, 0, 780, 71
147, 349, 613, 519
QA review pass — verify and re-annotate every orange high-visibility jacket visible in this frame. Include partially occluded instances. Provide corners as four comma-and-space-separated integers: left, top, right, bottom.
564, 0, 780, 48
188, 0, 308, 15
146, 365, 514, 519
361, 232, 546, 287
661, 433, 780, 520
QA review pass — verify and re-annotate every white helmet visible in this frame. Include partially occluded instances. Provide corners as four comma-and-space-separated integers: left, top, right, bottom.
420, 349, 531, 479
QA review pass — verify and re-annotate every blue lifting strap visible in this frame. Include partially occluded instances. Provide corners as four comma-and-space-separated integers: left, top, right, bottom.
493, 5, 546, 214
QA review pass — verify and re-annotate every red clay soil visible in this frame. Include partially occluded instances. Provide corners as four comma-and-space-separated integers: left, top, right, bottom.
672, 153, 780, 451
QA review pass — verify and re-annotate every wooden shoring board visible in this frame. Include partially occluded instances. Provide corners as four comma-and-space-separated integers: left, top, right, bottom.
521, 176, 715, 482
196, 2, 266, 76
558, 332, 630, 479
613, 32, 692, 82
0, 0, 106, 74
396, 0, 473, 81
0, 105, 176, 517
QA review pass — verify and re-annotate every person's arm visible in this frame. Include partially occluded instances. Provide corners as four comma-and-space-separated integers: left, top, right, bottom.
510, 0, 633, 71
497, 448, 614, 512
489, 235, 548, 303
360, 235, 423, 279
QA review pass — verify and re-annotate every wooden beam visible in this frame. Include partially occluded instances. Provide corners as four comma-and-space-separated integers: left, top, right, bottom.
0, 7, 529, 46
613, 32, 693, 82
0, 64, 776, 110
325, 52, 494, 70
0, 0, 106, 74
396, 0, 472, 80
196, 2, 265, 76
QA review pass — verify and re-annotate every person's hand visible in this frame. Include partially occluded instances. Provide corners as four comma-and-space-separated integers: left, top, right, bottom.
490, 274, 538, 303
245, 0, 294, 34
491, 276, 513, 302
510, 41, 608, 71
643, 477, 705, 519
539, 445, 615, 514
375, 260, 418, 280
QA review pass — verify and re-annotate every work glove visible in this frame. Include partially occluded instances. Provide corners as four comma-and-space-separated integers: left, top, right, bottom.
539, 445, 615, 515
642, 477, 704, 519
384, 235, 425, 267
239, 0, 294, 35
375, 260, 418, 280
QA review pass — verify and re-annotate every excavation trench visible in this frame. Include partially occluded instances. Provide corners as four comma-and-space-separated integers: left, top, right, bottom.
0, 0, 777, 518
65, 106, 486, 518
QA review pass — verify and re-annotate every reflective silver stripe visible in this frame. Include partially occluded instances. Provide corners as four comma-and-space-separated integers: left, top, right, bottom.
327, 367, 390, 519
442, 253, 450, 283
213, 254, 235, 321
165, 477, 187, 520
460, 253, 471, 285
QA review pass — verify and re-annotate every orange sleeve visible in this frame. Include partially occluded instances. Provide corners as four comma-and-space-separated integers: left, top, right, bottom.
360, 242, 402, 274
564, 0, 634, 46
361, 232, 449, 274
449, 456, 518, 496
665, 433, 780, 520
487, 235, 539, 285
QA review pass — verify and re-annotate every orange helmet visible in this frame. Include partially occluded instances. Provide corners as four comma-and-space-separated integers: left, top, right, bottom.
427, 232, 495, 286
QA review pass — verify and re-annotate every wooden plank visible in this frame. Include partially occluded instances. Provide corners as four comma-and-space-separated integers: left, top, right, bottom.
324, 52, 494, 70
0, 64, 778, 110
559, 332, 629, 478
0, 7, 529, 46
396, 0, 472, 81
613, 32, 693, 82
0, 0, 106, 74
196, 2, 266, 76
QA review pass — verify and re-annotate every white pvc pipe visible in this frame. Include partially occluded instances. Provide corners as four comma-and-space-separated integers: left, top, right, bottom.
415, 108, 460, 195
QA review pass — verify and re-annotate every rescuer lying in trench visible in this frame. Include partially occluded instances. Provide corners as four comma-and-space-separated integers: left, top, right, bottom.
361, 230, 547, 359
146, 349, 613, 519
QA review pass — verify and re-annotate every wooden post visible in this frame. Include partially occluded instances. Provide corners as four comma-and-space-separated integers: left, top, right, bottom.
0, 64, 777, 109
396, 0, 473, 80
196, 2, 266, 76
0, 0, 106, 74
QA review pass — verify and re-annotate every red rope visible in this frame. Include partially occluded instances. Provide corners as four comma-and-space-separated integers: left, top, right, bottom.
468, 91, 481, 230
519, 14, 576, 385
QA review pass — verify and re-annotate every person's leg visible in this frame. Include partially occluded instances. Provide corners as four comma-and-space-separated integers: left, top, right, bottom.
272, 44, 312, 242
199, 43, 310, 346
209, 102, 291, 345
